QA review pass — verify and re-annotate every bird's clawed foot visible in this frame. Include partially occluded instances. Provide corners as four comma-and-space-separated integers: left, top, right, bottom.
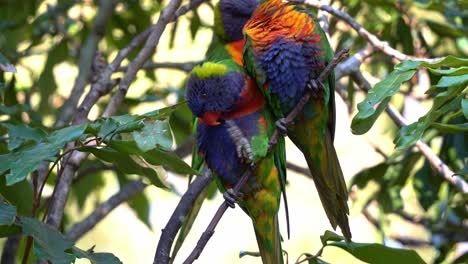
306, 79, 324, 93
223, 189, 243, 208
275, 118, 288, 136
226, 120, 254, 164
236, 137, 254, 165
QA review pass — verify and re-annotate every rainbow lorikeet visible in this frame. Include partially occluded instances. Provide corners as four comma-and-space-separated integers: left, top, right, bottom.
186, 59, 286, 263
170, 1, 262, 260
243, 0, 351, 240
191, 0, 260, 178
206, 0, 259, 64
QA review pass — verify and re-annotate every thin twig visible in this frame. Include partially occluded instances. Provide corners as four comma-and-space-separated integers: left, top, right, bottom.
154, 169, 213, 264
117, 61, 200, 73
65, 180, 147, 241
294, 0, 443, 62
182, 49, 350, 264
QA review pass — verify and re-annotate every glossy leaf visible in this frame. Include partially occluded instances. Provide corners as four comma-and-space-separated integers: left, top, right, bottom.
2, 123, 47, 150
19, 217, 75, 264
462, 98, 468, 119
328, 241, 425, 264
109, 140, 196, 175
81, 146, 168, 189
395, 89, 464, 151
351, 70, 415, 134
72, 246, 123, 264
0, 124, 87, 185
0, 201, 16, 225
432, 122, 468, 133
132, 119, 173, 152
320, 230, 345, 245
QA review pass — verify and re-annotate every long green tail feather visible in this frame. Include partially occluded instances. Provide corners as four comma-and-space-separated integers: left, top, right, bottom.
253, 215, 284, 264
291, 130, 351, 241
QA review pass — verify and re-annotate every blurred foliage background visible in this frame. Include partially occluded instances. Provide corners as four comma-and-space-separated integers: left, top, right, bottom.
0, 0, 466, 263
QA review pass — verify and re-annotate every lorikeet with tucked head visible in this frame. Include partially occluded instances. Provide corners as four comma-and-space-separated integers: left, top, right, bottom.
186, 60, 285, 263
243, 0, 352, 240
206, 0, 259, 64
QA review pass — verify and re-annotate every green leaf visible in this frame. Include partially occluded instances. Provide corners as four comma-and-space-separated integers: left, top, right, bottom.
1, 142, 60, 185
0, 201, 16, 225
0, 123, 88, 185
38, 40, 68, 112
73, 163, 106, 211
0, 52, 16, 73
2, 123, 47, 150
81, 146, 168, 189
395, 89, 464, 151
413, 160, 443, 211
435, 74, 468, 88
190, 10, 201, 40
353, 55, 468, 135
307, 256, 330, 264
351, 70, 416, 134
462, 98, 468, 119
109, 140, 196, 175
428, 67, 468, 76
328, 241, 425, 264
432, 122, 468, 133
0, 178, 33, 214
127, 192, 151, 229
47, 124, 88, 145
19, 217, 75, 264
425, 20, 465, 38
350, 163, 389, 189
132, 119, 173, 152
72, 246, 122, 264
98, 118, 121, 140
320, 230, 345, 246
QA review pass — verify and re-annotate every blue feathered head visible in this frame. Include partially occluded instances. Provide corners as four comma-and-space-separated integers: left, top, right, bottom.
186, 61, 246, 124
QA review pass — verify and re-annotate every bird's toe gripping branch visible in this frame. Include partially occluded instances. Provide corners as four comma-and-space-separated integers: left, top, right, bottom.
223, 188, 243, 208
275, 118, 288, 136
226, 120, 255, 164
306, 79, 325, 95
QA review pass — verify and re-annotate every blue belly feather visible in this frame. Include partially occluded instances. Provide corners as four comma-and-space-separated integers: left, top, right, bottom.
196, 112, 261, 187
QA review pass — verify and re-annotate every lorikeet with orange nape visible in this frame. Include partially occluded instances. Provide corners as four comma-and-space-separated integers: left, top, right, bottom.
243, 0, 351, 240
186, 60, 285, 263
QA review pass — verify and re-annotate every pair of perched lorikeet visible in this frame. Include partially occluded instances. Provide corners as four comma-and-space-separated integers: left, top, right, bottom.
185, 0, 351, 262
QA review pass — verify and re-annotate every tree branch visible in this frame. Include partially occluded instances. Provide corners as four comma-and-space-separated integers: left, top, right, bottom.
103, 0, 207, 117
154, 169, 213, 264
55, 0, 116, 128
65, 180, 147, 241
182, 49, 350, 264
295, 0, 443, 62
117, 61, 201, 73
1, 234, 20, 264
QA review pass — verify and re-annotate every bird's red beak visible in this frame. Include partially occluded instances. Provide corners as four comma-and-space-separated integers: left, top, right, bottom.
201, 111, 221, 126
